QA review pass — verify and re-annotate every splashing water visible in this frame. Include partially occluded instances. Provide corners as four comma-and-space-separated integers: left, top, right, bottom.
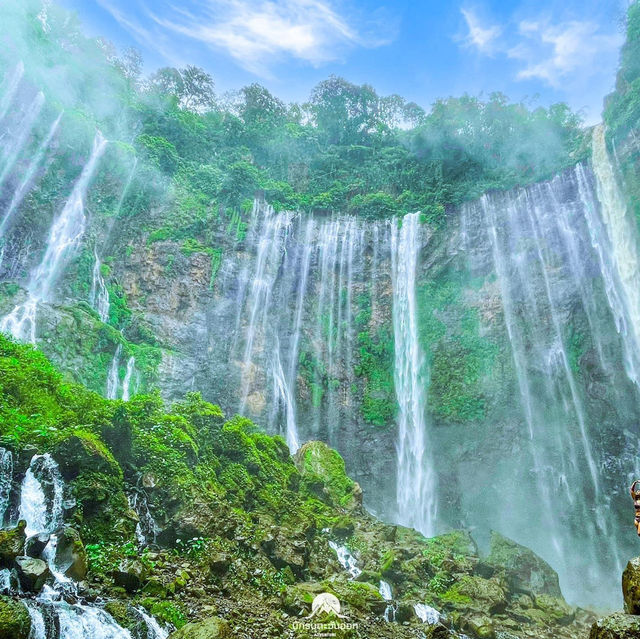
0, 61, 25, 122
414, 603, 441, 625
18, 454, 64, 537
328, 540, 361, 579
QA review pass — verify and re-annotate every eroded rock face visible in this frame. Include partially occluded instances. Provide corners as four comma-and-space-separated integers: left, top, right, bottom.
622, 557, 640, 615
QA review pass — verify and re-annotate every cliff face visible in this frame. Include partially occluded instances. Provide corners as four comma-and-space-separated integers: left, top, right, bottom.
2, 144, 639, 608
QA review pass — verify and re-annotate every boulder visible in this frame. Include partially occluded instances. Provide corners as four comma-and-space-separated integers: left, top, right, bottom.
261, 533, 306, 577
590, 613, 640, 639
54, 528, 88, 581
14, 556, 49, 592
168, 616, 230, 639
486, 531, 561, 597
534, 593, 575, 625
294, 441, 362, 510
53, 432, 121, 480
622, 557, 640, 615
24, 533, 49, 559
113, 558, 149, 593
0, 596, 30, 639
0, 522, 25, 564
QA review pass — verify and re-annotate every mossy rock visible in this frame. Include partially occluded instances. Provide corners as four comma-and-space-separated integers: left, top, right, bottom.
534, 593, 575, 625
486, 531, 561, 597
295, 442, 362, 510
440, 575, 506, 614
622, 556, 640, 614
0, 522, 26, 564
589, 613, 640, 639
54, 431, 122, 480
168, 616, 230, 639
0, 596, 30, 639
330, 580, 385, 613
421, 530, 477, 569
104, 601, 139, 632
282, 582, 324, 615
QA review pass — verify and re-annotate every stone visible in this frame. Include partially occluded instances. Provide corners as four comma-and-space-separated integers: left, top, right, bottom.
0, 596, 30, 639
534, 593, 575, 625
294, 441, 362, 510
14, 556, 49, 592
622, 557, 640, 614
113, 558, 149, 593
0, 522, 25, 564
54, 528, 88, 581
208, 552, 231, 575
24, 533, 49, 559
486, 531, 561, 597
589, 613, 640, 639
168, 616, 230, 639
53, 433, 120, 480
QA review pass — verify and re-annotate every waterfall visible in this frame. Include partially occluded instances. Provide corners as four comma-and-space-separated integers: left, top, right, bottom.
585, 124, 640, 386
462, 164, 628, 607
19, 454, 64, 538
414, 603, 441, 625
379, 580, 395, 622
127, 490, 158, 546
0, 448, 13, 526
0, 111, 62, 240
328, 540, 361, 579
391, 212, 436, 537
0, 61, 25, 122
122, 356, 136, 401
107, 344, 122, 400
0, 91, 45, 189
0, 451, 166, 639
1, 132, 107, 343
89, 248, 110, 323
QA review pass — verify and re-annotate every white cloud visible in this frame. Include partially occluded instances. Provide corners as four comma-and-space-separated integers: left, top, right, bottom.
98, 0, 395, 76
508, 19, 623, 87
460, 8, 502, 55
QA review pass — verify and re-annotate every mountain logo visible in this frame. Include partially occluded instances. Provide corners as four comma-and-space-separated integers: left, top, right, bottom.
308, 593, 347, 619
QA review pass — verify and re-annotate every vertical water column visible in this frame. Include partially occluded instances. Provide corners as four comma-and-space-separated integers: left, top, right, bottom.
1, 132, 107, 343
391, 212, 437, 537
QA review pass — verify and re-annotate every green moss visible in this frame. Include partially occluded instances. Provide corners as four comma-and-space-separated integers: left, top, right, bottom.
0, 596, 30, 639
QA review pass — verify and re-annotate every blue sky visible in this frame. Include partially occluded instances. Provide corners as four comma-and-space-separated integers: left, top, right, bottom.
58, 0, 629, 124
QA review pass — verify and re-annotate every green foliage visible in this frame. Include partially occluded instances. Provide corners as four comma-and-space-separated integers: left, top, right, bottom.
141, 599, 187, 630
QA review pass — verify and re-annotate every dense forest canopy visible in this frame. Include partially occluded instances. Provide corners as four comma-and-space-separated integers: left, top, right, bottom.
1, 0, 588, 239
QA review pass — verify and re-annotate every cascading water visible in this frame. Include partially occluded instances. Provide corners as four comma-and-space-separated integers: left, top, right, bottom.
0, 452, 167, 639
89, 248, 110, 323
0, 61, 25, 122
122, 356, 137, 401
0, 111, 62, 240
585, 124, 640, 386
1, 132, 107, 343
107, 344, 123, 400
19, 454, 64, 538
0, 448, 13, 526
391, 212, 436, 537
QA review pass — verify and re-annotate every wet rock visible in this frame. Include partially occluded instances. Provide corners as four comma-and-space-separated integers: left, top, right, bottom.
168, 616, 230, 639
0, 522, 25, 564
622, 557, 640, 614
24, 533, 49, 559
14, 556, 49, 592
0, 596, 30, 639
208, 552, 231, 575
459, 613, 495, 639
54, 527, 88, 581
261, 533, 306, 577
486, 531, 561, 597
589, 612, 640, 639
113, 558, 149, 593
